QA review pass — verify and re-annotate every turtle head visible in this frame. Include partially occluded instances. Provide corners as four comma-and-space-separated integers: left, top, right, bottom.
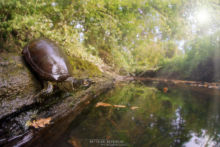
80, 78, 94, 88
65, 77, 94, 90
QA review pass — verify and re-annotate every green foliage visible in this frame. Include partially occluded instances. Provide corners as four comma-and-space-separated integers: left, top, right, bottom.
1, 0, 186, 73
1, 0, 218, 76
0, 0, 103, 76
160, 31, 220, 81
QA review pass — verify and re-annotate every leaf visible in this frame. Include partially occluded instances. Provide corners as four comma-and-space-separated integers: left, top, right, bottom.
26, 117, 52, 128
68, 137, 82, 147
113, 105, 126, 108
130, 106, 139, 110
96, 102, 126, 108
163, 87, 168, 93
96, 102, 112, 107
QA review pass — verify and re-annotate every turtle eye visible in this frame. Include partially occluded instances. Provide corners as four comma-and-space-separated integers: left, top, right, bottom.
83, 80, 89, 86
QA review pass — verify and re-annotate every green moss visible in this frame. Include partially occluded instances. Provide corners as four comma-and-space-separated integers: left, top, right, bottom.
68, 56, 102, 78
0, 1, 104, 78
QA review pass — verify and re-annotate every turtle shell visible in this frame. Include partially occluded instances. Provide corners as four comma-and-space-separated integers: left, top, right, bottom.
22, 38, 71, 81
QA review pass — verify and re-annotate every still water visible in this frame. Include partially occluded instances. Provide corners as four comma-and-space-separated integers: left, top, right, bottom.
54, 81, 220, 147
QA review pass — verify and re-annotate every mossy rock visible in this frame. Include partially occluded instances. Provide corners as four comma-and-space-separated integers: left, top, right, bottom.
68, 55, 102, 78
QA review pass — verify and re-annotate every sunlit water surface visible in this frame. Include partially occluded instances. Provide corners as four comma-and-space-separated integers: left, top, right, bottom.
53, 81, 220, 147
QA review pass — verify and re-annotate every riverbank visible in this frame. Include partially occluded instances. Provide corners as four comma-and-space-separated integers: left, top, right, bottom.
135, 77, 220, 90
0, 51, 133, 146
0, 78, 115, 146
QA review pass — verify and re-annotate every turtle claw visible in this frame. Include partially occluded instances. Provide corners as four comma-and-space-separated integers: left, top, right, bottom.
33, 82, 53, 103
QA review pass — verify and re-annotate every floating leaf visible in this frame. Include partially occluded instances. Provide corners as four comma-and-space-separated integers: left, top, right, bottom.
113, 105, 126, 108
130, 106, 139, 110
96, 102, 112, 107
96, 102, 127, 108
163, 87, 168, 93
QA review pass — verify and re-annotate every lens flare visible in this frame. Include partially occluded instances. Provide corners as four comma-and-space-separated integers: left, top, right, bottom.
196, 9, 210, 24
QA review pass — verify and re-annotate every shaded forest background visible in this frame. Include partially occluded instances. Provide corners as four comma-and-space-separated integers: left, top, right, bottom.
0, 0, 220, 81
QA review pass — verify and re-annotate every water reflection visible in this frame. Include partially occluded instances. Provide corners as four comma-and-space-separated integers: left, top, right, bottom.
184, 130, 216, 147
54, 82, 220, 147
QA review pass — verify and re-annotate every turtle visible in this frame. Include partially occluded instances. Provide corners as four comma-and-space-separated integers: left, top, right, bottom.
22, 38, 92, 101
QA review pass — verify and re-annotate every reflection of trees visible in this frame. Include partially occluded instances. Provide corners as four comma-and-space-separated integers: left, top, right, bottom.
67, 83, 220, 146
169, 107, 190, 147
206, 96, 220, 145
182, 91, 220, 146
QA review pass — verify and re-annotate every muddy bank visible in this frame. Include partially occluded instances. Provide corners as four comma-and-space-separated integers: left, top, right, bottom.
0, 52, 41, 120
0, 52, 116, 120
0, 52, 122, 147
135, 77, 220, 88
137, 65, 220, 83
135, 77, 220, 96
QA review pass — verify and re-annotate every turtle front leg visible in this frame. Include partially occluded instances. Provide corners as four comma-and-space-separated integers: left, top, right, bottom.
34, 81, 53, 103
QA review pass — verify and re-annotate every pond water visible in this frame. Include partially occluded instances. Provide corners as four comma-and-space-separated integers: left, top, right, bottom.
53, 81, 220, 147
